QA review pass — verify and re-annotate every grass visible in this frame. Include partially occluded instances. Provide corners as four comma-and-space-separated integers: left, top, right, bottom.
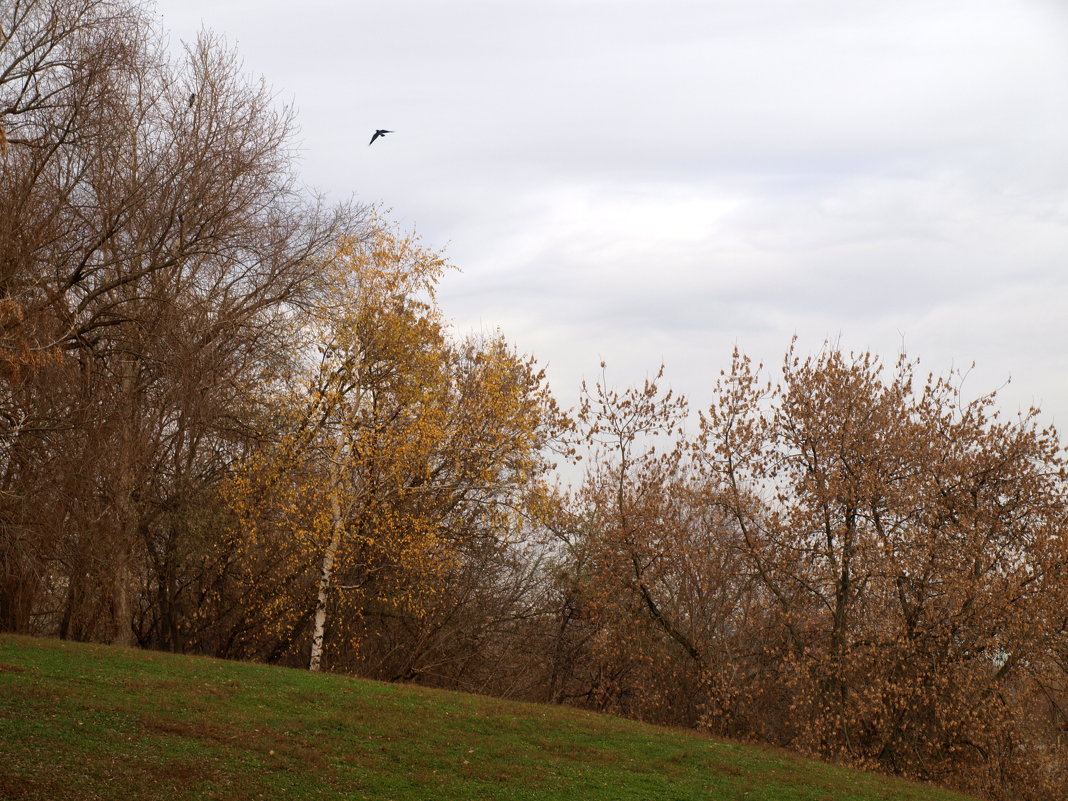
0, 634, 978, 801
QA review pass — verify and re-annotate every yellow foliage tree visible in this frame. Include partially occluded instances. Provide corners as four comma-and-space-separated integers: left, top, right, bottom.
228, 220, 566, 672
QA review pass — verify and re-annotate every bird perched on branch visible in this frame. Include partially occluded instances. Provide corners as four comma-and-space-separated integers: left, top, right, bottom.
369, 129, 393, 146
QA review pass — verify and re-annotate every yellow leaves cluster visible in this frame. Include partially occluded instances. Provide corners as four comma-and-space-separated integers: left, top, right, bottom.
320, 215, 452, 310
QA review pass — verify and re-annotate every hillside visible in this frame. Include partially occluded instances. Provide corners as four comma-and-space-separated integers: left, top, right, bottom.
0, 635, 978, 801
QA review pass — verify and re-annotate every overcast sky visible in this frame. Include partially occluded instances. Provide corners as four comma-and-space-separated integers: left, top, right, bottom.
154, 0, 1068, 431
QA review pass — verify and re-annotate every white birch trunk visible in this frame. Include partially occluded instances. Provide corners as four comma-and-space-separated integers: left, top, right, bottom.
309, 454, 345, 671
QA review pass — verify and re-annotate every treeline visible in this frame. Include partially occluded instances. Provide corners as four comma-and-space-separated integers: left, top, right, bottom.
2, 4, 1066, 800
556, 353, 1068, 800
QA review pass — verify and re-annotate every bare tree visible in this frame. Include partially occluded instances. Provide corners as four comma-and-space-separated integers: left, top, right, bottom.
0, 0, 364, 643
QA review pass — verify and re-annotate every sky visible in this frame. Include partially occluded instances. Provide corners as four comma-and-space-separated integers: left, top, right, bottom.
153, 0, 1068, 432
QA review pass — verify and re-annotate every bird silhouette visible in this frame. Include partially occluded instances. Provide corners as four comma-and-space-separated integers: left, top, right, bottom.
188, 92, 196, 108
369, 129, 393, 146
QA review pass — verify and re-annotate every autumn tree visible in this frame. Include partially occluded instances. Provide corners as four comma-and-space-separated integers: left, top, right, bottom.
696, 343, 1068, 800
540, 346, 1066, 798
0, 0, 361, 643
529, 367, 750, 725
225, 224, 568, 674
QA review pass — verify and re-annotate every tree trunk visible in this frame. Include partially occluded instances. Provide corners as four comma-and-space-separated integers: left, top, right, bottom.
309, 458, 344, 672
111, 355, 139, 648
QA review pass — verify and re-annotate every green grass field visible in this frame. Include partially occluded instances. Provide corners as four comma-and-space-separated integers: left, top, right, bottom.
0, 634, 977, 801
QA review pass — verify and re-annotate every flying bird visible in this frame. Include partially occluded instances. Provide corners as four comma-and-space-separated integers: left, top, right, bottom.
369, 129, 393, 146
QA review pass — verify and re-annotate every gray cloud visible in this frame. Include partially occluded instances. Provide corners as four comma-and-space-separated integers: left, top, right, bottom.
157, 0, 1068, 428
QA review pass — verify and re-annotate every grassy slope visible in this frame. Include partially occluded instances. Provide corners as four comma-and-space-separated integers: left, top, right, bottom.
0, 635, 977, 801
